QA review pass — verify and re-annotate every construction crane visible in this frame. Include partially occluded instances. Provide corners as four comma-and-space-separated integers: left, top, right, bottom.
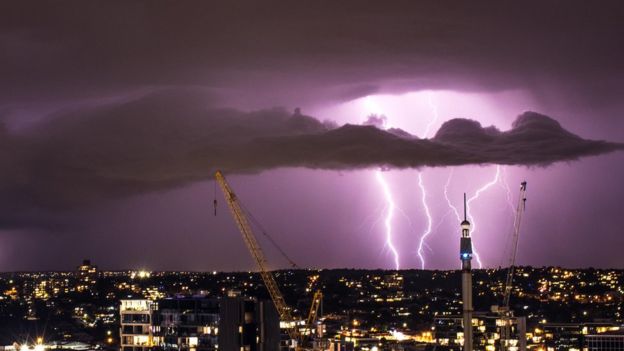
503, 181, 527, 309
215, 170, 299, 341
305, 290, 323, 336
497, 181, 527, 351
215, 170, 326, 350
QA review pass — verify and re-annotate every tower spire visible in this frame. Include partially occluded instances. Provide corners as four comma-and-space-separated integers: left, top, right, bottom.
460, 191, 473, 351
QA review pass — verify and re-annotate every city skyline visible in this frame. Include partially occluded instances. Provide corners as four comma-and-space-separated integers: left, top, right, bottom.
0, 1, 623, 271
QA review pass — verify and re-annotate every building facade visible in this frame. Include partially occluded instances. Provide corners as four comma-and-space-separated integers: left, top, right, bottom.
434, 313, 527, 351
541, 323, 623, 351
219, 296, 280, 351
153, 298, 220, 351
584, 332, 624, 351
76, 259, 99, 293
120, 300, 155, 351
119, 296, 280, 351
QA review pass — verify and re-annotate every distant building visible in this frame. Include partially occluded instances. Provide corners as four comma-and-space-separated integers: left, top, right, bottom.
541, 322, 623, 351
433, 313, 526, 351
76, 259, 99, 293
542, 323, 583, 351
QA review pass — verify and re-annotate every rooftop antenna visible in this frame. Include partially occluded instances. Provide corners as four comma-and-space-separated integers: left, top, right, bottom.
464, 193, 467, 221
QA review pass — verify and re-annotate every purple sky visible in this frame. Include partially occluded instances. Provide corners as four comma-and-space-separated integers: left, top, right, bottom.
0, 1, 623, 271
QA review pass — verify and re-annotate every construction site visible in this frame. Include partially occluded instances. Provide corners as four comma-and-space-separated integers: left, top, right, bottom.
118, 171, 532, 351
114, 171, 532, 351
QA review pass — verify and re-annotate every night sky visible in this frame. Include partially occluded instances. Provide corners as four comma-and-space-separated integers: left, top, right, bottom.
0, 1, 623, 271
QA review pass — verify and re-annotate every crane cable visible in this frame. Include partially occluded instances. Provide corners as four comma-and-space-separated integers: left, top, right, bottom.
239, 201, 299, 269
213, 178, 298, 269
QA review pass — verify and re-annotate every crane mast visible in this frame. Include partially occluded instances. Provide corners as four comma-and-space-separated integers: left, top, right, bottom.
499, 181, 527, 351
215, 170, 298, 341
503, 181, 527, 308
305, 290, 323, 334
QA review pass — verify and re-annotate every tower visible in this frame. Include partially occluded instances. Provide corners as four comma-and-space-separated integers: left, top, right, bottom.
460, 194, 473, 351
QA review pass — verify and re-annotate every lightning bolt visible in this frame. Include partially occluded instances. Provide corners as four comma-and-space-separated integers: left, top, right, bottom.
364, 96, 403, 269
444, 169, 462, 222
416, 173, 433, 269
375, 170, 400, 270
415, 92, 438, 269
465, 165, 502, 268
498, 166, 520, 265
364, 92, 514, 270
445, 165, 515, 269
500, 166, 516, 214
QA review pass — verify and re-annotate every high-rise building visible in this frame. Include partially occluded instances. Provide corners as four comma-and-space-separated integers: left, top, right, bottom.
153, 297, 220, 351
219, 296, 280, 351
76, 259, 99, 293
119, 296, 280, 351
120, 300, 155, 351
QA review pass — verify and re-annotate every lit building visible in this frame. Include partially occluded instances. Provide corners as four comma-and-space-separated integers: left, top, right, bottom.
542, 322, 622, 351
120, 296, 280, 351
77, 259, 99, 293
434, 313, 527, 351
121, 299, 155, 351
153, 297, 220, 351
584, 331, 624, 351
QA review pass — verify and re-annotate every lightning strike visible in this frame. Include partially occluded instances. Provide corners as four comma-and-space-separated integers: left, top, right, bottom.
444, 169, 462, 222
415, 92, 438, 269
465, 165, 502, 268
364, 96, 403, 269
445, 165, 515, 269
500, 167, 516, 214
365, 93, 518, 270
375, 170, 400, 270
416, 173, 433, 269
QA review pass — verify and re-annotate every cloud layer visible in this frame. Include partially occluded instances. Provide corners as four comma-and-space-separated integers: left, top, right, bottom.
1, 90, 621, 226
1, 1, 623, 114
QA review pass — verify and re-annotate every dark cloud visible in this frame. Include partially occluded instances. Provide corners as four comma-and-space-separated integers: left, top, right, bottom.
1, 90, 621, 228
0, 1, 622, 112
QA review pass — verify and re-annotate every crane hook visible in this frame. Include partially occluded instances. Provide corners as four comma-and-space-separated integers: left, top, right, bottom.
213, 178, 218, 216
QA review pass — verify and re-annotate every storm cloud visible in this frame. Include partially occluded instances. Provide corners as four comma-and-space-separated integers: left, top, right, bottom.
1, 0, 623, 116
1, 90, 620, 226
